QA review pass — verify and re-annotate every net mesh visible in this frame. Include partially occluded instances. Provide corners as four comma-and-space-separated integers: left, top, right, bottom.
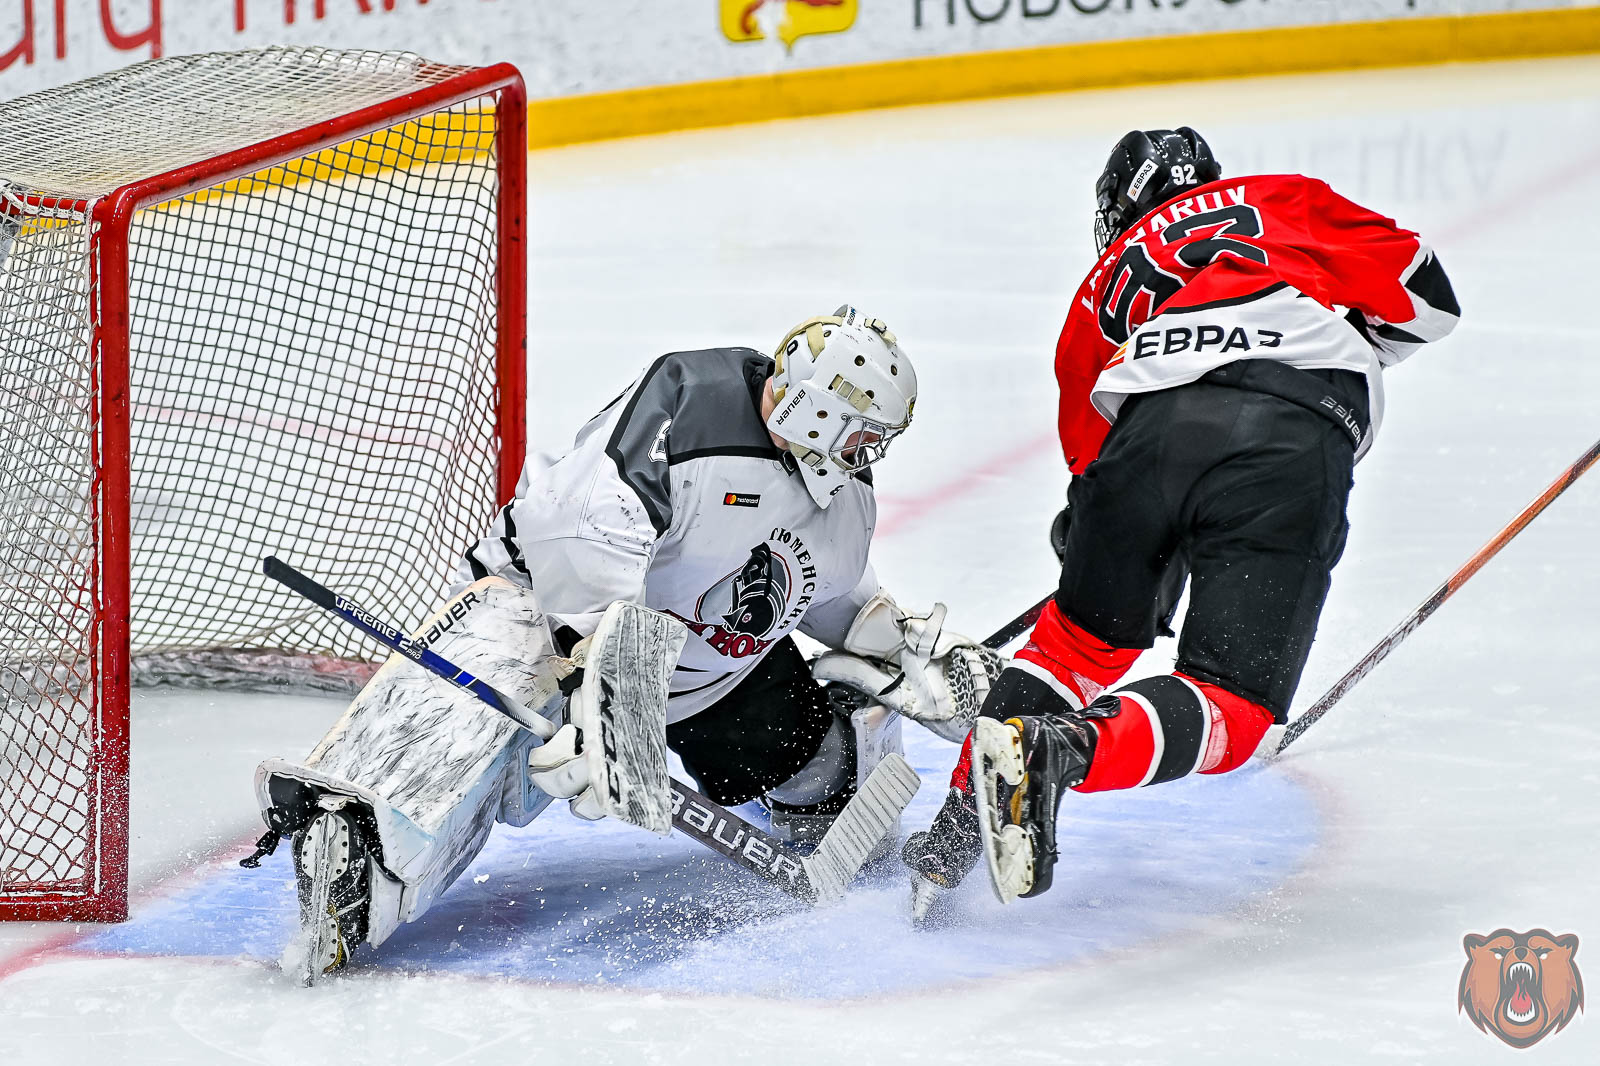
0, 48, 515, 912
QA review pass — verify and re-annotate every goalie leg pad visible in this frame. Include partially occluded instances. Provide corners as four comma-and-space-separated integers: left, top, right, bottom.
849, 698, 906, 860
256, 578, 569, 945
764, 711, 855, 808
764, 687, 906, 855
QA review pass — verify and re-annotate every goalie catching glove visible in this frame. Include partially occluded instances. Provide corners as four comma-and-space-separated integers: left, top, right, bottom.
810, 592, 1005, 743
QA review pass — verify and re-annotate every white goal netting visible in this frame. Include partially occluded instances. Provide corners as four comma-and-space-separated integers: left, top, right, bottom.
0, 48, 522, 916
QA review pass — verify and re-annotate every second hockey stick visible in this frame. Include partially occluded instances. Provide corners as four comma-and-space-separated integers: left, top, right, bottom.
983, 594, 1052, 650
1273, 435, 1600, 757
262, 556, 918, 904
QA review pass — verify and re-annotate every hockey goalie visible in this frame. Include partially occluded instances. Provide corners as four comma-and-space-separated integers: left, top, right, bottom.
250, 307, 1006, 981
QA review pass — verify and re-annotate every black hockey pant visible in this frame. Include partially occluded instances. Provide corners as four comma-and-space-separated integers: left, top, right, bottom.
1055, 365, 1364, 720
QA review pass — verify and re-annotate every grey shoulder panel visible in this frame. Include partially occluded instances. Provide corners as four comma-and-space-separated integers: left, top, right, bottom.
661, 348, 783, 463
604, 348, 781, 535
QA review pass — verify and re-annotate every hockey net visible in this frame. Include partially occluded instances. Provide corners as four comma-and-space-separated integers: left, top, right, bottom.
0, 48, 527, 921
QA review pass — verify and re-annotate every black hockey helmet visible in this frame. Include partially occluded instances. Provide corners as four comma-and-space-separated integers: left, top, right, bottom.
1093, 127, 1221, 255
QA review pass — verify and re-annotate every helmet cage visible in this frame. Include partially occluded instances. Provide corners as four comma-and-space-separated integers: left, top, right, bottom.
766, 306, 916, 506
1094, 171, 1121, 255
829, 411, 906, 472
1094, 210, 1116, 257
777, 378, 910, 476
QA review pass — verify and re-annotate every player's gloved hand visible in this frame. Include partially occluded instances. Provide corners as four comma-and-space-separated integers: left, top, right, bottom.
527, 724, 607, 820
527, 636, 609, 822
810, 592, 1006, 743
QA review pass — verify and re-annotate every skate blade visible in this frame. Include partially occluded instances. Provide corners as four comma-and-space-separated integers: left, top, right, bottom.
293, 814, 350, 986
909, 873, 941, 923
970, 718, 1034, 904
285, 915, 347, 988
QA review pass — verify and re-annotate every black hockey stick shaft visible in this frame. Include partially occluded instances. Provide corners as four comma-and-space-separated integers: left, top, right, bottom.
983, 595, 1052, 649
1276, 435, 1600, 755
263, 556, 824, 902
263, 556, 551, 735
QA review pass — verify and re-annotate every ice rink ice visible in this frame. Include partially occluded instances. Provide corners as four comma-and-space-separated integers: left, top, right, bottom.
3, 55, 1599, 1064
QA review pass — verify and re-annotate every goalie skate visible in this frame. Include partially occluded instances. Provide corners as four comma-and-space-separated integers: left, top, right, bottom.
288, 803, 370, 986
970, 716, 1035, 904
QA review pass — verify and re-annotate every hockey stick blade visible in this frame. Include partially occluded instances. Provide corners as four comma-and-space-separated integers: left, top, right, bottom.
263, 556, 900, 904
803, 753, 922, 905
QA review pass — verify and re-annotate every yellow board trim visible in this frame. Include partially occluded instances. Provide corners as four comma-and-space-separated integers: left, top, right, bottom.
526, 7, 1600, 149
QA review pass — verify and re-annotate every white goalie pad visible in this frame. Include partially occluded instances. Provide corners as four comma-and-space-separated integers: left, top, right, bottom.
853, 701, 903, 777
570, 601, 689, 835
256, 577, 569, 945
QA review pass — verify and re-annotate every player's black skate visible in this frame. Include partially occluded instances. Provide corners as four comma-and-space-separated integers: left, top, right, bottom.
291, 802, 371, 986
902, 783, 981, 922
970, 702, 1100, 903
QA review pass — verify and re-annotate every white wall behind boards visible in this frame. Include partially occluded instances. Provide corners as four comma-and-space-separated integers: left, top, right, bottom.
2, 1, 1592, 101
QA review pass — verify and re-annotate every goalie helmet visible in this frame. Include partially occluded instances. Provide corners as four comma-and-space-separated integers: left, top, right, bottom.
767, 305, 916, 508
1094, 127, 1221, 255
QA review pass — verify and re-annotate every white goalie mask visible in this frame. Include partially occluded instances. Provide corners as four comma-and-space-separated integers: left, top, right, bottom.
767, 304, 917, 508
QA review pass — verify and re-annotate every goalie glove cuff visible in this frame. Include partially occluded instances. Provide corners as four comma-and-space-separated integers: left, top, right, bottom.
839, 589, 960, 663
839, 590, 916, 660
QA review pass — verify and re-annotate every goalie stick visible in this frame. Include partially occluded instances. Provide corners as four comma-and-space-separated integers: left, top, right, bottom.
1272, 434, 1600, 757
261, 556, 919, 904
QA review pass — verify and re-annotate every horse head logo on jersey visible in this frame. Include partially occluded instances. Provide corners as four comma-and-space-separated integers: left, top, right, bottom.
721, 543, 790, 637
1459, 929, 1584, 1048
676, 542, 797, 658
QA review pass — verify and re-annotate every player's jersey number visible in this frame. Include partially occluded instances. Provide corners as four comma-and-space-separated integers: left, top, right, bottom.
1097, 203, 1268, 345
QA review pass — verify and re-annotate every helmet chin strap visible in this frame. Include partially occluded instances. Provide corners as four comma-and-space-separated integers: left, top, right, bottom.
786, 442, 826, 468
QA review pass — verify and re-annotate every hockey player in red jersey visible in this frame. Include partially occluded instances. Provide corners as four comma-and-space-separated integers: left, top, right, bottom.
904, 127, 1461, 913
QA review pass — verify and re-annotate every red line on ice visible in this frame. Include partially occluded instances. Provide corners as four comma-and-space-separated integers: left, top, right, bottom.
874, 429, 1060, 539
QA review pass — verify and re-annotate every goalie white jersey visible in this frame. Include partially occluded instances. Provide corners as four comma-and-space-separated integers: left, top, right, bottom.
456, 347, 880, 721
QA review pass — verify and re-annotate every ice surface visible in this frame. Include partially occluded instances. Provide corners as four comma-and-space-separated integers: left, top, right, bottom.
3, 56, 1599, 1065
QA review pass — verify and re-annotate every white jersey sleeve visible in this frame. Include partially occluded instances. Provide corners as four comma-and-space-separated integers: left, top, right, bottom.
798, 562, 880, 650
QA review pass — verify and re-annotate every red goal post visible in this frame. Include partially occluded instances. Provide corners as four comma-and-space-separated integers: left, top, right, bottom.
0, 49, 527, 922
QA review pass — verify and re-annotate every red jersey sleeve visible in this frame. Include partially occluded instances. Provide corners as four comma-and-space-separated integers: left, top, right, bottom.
1298, 179, 1460, 365
1297, 179, 1425, 324
1053, 276, 1116, 474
